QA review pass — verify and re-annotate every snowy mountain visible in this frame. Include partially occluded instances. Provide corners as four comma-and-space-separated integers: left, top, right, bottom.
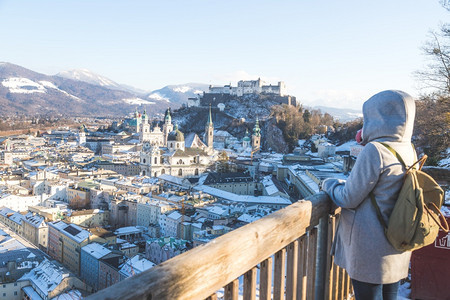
312, 105, 362, 122
56, 69, 148, 95
58, 69, 209, 107
146, 83, 209, 107
57, 69, 119, 88
0, 63, 159, 116
0, 62, 364, 121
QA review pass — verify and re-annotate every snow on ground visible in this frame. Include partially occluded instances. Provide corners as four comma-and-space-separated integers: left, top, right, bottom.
1, 77, 83, 101
173, 86, 191, 93
438, 148, 450, 168
2, 77, 46, 93
39, 80, 82, 101
123, 97, 155, 105
335, 140, 358, 152
148, 92, 170, 102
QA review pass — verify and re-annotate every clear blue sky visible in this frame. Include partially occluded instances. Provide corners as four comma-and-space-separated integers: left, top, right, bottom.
0, 0, 448, 109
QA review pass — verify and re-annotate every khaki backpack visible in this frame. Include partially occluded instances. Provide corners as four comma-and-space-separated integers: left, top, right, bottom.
370, 142, 449, 252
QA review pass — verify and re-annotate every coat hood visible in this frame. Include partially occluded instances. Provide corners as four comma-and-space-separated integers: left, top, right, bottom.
362, 90, 415, 144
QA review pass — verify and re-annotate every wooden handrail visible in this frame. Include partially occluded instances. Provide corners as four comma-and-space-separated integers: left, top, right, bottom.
86, 193, 332, 300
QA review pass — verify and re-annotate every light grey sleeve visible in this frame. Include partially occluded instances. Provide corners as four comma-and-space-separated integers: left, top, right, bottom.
322, 143, 383, 209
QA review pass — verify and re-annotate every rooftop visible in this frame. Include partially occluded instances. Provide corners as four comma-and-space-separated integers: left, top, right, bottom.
194, 185, 292, 206
119, 255, 155, 277
82, 242, 111, 259
203, 172, 253, 185
50, 221, 90, 243
19, 259, 70, 296
114, 226, 143, 236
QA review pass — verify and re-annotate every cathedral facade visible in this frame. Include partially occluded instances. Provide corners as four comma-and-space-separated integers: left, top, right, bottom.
139, 108, 214, 178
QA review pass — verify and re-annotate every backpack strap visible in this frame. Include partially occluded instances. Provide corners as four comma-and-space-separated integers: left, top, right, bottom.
378, 142, 407, 168
370, 192, 388, 230
370, 142, 409, 232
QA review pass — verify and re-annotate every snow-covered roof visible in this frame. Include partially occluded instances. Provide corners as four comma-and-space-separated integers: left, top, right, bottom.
167, 211, 183, 220
238, 213, 261, 223
82, 242, 111, 259
262, 176, 280, 196
158, 174, 189, 186
119, 242, 137, 250
8, 212, 24, 225
51, 289, 82, 300
49, 221, 90, 243
22, 286, 44, 300
24, 213, 46, 228
19, 259, 70, 297
207, 206, 228, 216
119, 255, 155, 277
194, 185, 291, 206
114, 226, 143, 235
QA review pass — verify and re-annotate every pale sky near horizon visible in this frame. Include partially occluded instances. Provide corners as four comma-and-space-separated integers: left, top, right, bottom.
0, 0, 448, 110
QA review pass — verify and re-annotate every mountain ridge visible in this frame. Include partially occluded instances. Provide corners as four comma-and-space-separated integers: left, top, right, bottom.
0, 62, 362, 122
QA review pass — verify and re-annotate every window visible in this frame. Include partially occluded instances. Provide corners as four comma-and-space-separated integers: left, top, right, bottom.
14, 283, 17, 286
14, 291, 17, 296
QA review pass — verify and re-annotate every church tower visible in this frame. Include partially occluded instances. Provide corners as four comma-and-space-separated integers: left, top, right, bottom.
252, 117, 261, 152
242, 129, 251, 149
205, 105, 214, 149
78, 125, 87, 146
140, 109, 151, 143
163, 108, 173, 147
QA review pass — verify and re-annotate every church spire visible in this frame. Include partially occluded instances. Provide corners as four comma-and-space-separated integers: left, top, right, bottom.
205, 105, 214, 150
252, 117, 261, 152
207, 104, 213, 126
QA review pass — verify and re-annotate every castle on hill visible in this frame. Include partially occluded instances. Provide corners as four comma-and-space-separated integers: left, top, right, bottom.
198, 78, 297, 107
209, 78, 286, 97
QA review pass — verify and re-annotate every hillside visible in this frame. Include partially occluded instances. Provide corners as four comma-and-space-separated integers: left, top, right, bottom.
0, 63, 159, 116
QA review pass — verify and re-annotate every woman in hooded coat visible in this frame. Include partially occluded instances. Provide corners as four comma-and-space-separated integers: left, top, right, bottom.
322, 90, 416, 299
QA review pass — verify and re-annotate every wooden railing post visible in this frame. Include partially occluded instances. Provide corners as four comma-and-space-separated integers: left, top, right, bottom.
324, 215, 336, 300
260, 257, 272, 300
306, 228, 318, 300
286, 240, 299, 300
243, 267, 257, 300
315, 216, 329, 300
224, 279, 239, 300
274, 248, 286, 300
296, 235, 308, 300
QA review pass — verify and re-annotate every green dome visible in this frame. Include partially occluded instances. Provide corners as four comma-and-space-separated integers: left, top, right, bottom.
165, 108, 172, 122
168, 124, 184, 141
243, 129, 251, 141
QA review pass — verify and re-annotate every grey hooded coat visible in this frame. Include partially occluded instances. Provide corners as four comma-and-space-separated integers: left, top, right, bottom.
322, 90, 416, 284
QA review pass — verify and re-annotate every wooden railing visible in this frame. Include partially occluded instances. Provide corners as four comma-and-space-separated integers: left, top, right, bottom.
86, 193, 353, 300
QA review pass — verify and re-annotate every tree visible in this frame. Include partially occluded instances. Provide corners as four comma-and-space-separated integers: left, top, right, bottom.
413, 3, 450, 164
414, 94, 450, 165
415, 0, 450, 95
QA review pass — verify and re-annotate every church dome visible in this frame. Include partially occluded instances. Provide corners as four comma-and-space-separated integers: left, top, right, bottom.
168, 125, 184, 141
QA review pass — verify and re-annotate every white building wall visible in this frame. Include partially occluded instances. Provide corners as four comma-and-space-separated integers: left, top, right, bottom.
0, 195, 46, 211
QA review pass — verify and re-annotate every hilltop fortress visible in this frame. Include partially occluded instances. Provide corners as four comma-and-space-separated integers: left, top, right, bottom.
198, 78, 297, 107
209, 78, 286, 97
